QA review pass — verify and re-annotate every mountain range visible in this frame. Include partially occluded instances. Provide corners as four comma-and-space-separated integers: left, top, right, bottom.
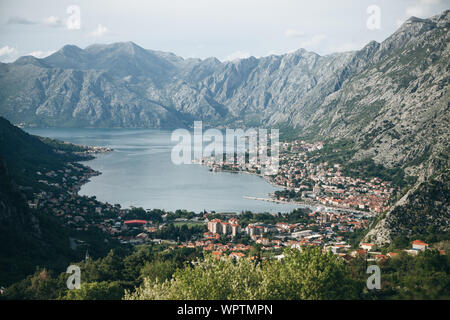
0, 10, 449, 245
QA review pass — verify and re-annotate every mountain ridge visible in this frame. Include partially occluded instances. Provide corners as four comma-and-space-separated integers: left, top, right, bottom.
0, 10, 448, 245
1, 11, 447, 132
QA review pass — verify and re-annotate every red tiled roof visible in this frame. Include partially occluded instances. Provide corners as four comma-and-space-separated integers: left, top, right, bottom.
412, 240, 428, 246
124, 220, 147, 225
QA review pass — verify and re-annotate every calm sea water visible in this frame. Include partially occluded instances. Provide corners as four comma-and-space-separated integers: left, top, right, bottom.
25, 128, 301, 213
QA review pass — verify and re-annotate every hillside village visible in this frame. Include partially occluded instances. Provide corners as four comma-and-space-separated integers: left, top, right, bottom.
196, 140, 396, 214
23, 138, 446, 264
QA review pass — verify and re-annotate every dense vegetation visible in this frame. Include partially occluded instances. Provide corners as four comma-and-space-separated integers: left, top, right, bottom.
126, 247, 360, 300
0, 117, 116, 286
37, 136, 95, 154
0, 117, 90, 192
3, 244, 449, 300
347, 249, 450, 300
3, 245, 203, 300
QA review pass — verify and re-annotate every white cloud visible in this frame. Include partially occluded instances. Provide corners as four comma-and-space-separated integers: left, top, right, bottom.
0, 46, 17, 57
89, 24, 109, 37
43, 9, 81, 30
0, 45, 18, 62
395, 0, 443, 29
284, 28, 305, 38
405, 0, 443, 18
299, 34, 326, 50
28, 50, 56, 59
222, 50, 251, 61
43, 16, 65, 28
66, 5, 81, 30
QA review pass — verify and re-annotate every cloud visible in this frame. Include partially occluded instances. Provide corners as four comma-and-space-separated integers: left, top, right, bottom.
43, 16, 65, 28
405, 0, 443, 18
222, 50, 251, 61
6, 16, 37, 25
89, 24, 109, 37
299, 34, 326, 50
395, 0, 443, 28
0, 45, 18, 62
284, 29, 305, 38
28, 50, 56, 59
0, 45, 17, 56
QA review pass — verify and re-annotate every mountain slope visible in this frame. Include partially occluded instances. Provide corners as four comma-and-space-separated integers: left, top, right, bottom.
0, 11, 448, 247
0, 117, 81, 285
0, 117, 118, 285
0, 12, 448, 140
301, 12, 449, 175
364, 169, 450, 245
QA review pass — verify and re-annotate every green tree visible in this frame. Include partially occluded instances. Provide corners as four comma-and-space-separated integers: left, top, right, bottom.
139, 260, 178, 283
60, 281, 123, 300
125, 247, 361, 300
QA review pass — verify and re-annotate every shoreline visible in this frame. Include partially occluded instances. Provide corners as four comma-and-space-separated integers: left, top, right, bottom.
204, 165, 371, 215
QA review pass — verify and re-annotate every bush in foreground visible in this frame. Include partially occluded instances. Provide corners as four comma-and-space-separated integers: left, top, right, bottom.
125, 247, 361, 300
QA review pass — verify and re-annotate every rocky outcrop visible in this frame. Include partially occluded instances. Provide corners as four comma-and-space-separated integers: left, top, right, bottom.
364, 170, 450, 245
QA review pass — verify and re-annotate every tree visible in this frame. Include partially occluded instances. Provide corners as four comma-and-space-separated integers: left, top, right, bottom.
4, 269, 65, 300
139, 260, 177, 283
125, 246, 361, 300
60, 281, 123, 300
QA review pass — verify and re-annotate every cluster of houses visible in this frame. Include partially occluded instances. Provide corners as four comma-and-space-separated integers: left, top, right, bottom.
351, 240, 437, 262
193, 140, 394, 214
184, 212, 446, 262
200, 214, 365, 259
271, 141, 395, 213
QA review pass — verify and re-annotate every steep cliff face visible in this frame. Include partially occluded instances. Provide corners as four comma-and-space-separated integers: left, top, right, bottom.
303, 11, 449, 175
364, 170, 450, 245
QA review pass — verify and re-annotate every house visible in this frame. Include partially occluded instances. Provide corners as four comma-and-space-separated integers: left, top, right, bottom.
360, 243, 375, 251
331, 244, 350, 254
207, 219, 222, 234
229, 252, 245, 260
221, 221, 231, 234
375, 254, 388, 261
351, 249, 367, 257
387, 252, 399, 258
255, 238, 270, 246
411, 240, 429, 251
405, 249, 420, 256
230, 223, 241, 237
136, 233, 148, 240
211, 251, 223, 260
291, 230, 312, 239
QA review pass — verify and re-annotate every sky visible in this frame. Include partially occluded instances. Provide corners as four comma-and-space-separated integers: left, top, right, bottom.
0, 0, 448, 62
